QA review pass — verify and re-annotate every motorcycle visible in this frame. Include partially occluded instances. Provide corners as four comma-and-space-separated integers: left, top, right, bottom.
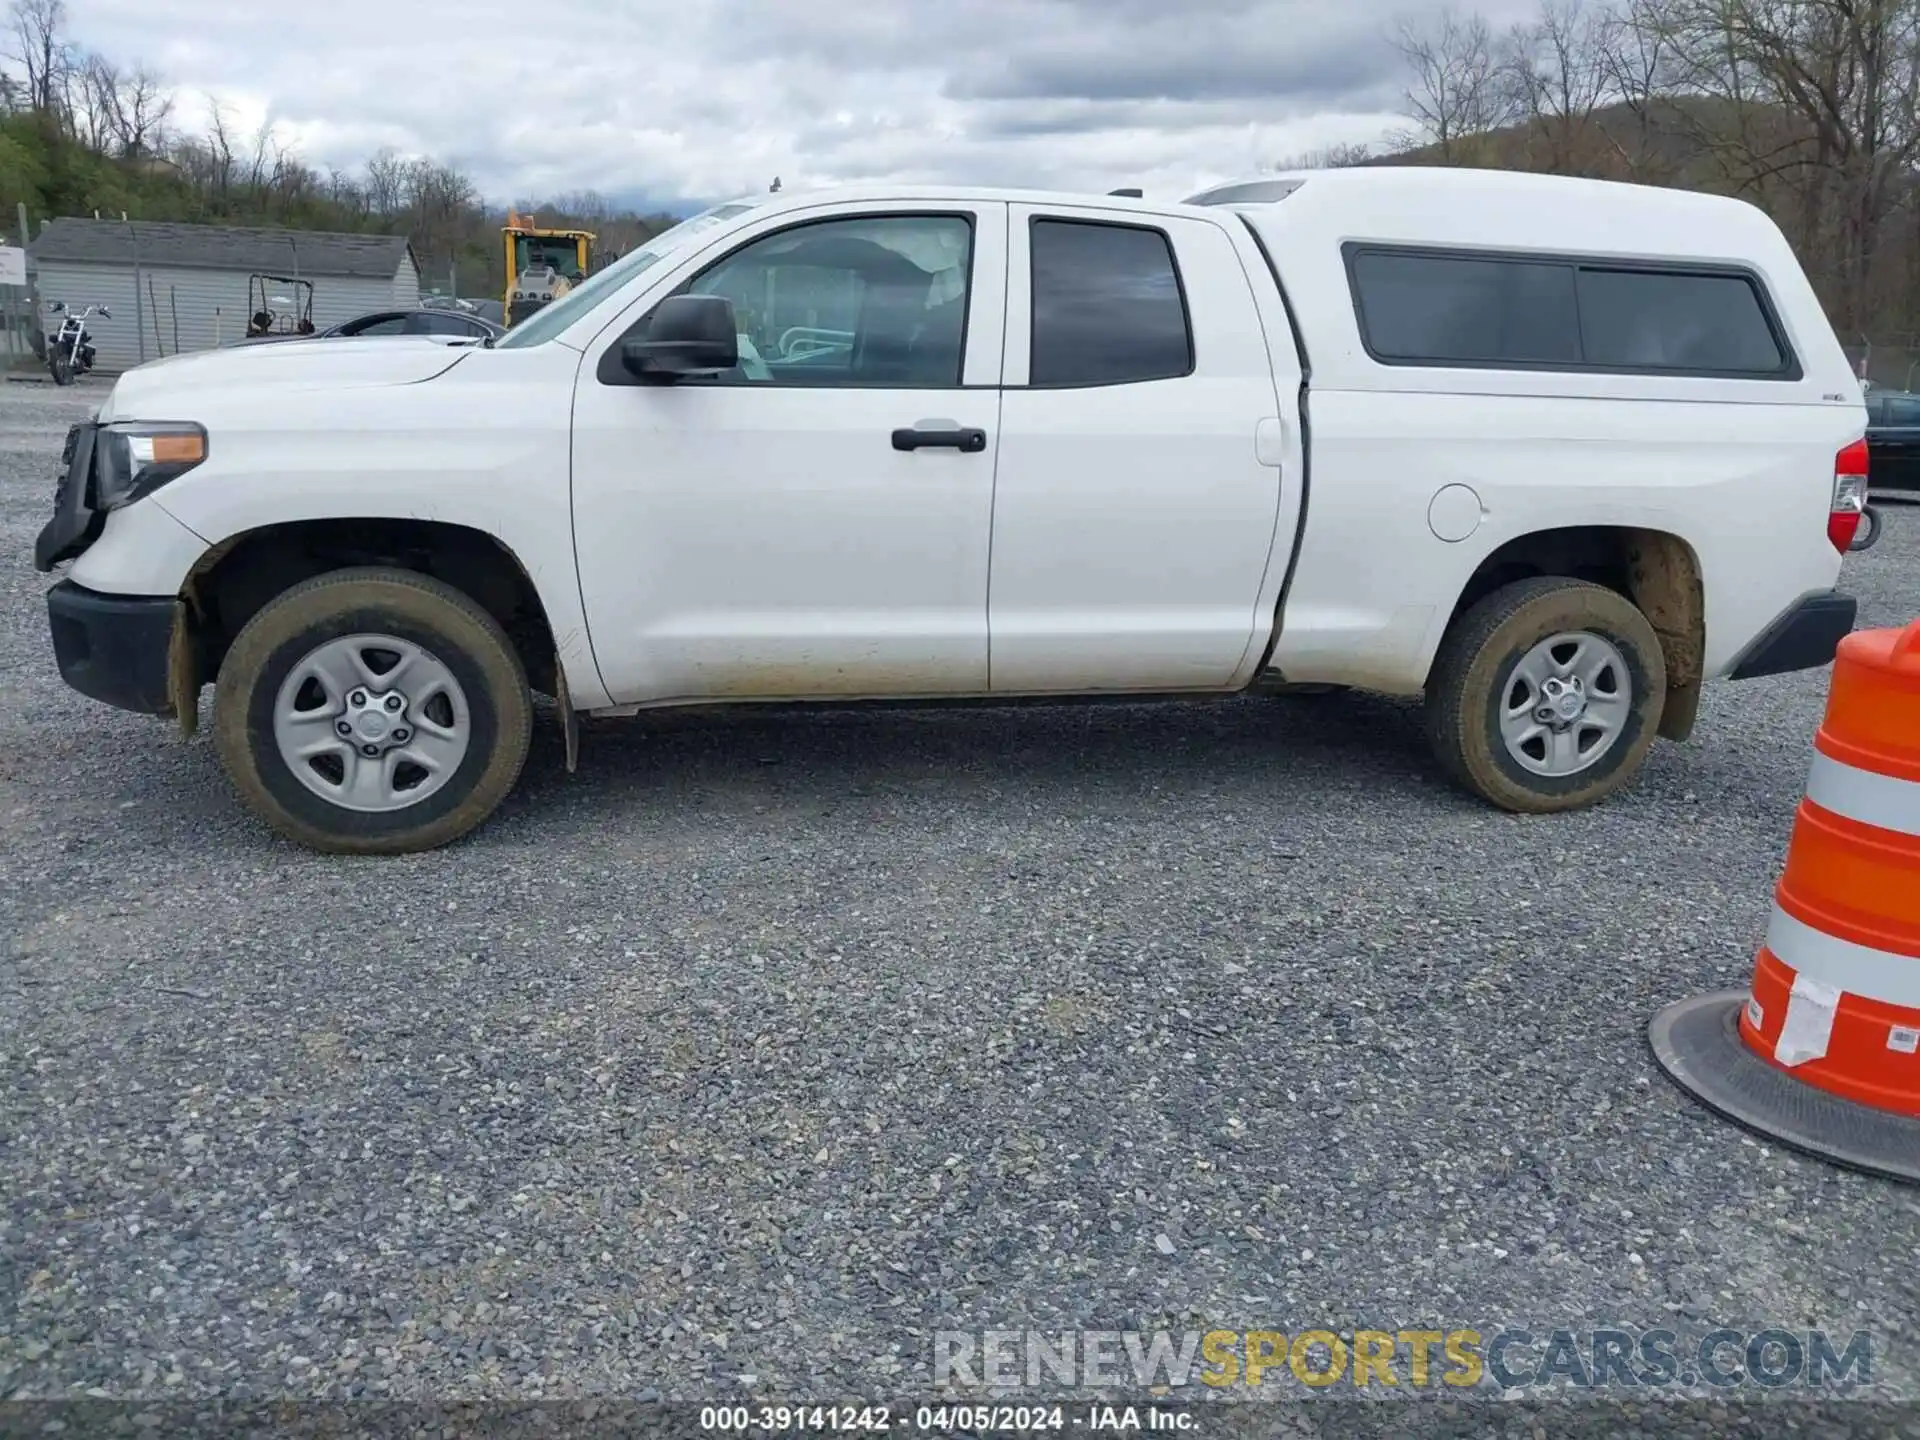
45, 301, 109, 386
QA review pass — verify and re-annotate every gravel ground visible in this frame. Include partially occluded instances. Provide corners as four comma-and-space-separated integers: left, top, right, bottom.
3, 377, 1918, 1423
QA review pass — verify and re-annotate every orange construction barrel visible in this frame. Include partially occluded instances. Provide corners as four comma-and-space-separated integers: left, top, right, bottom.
1650, 618, 1920, 1183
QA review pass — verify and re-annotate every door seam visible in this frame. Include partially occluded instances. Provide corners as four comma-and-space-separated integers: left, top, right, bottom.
985, 201, 1013, 691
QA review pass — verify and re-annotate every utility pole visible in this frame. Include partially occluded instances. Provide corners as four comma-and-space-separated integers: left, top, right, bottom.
127, 218, 147, 364
13, 201, 28, 363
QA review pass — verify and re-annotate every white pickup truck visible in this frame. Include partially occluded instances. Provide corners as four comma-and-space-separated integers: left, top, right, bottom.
36, 167, 1867, 853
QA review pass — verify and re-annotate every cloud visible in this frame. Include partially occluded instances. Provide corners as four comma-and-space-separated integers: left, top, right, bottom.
59, 0, 1481, 207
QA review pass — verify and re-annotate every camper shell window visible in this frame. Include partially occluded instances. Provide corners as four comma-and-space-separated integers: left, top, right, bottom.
1344, 242, 1800, 381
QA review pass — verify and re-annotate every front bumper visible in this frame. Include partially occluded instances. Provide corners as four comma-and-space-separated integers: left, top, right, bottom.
35, 421, 101, 571
46, 581, 180, 716
1726, 589, 1858, 681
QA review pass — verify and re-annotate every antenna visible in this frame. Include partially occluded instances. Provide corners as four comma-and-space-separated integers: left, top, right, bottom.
1108, 187, 1143, 197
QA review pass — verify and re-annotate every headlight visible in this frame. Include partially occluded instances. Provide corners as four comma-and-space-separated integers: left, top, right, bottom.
92, 421, 208, 510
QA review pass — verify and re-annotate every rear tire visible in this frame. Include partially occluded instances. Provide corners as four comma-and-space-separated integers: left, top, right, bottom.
212, 567, 533, 854
1426, 577, 1665, 813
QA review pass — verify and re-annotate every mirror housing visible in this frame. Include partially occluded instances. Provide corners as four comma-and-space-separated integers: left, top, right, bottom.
98, 306, 111, 320
622, 295, 739, 380
49, 301, 65, 313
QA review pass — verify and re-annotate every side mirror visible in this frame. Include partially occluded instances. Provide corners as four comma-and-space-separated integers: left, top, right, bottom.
621, 294, 739, 380
50, 301, 65, 313
98, 306, 111, 320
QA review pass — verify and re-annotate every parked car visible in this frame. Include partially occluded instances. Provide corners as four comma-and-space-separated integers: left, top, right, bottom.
1865, 388, 1920, 494
236, 307, 504, 347
421, 296, 506, 327
34, 170, 1867, 853
325, 307, 505, 342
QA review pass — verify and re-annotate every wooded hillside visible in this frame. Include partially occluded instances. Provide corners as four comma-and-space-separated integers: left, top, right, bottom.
1376, 0, 1920, 366
0, 0, 678, 300
8, 0, 1920, 371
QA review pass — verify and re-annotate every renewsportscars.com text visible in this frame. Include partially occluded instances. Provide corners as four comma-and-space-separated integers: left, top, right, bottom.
933, 1327, 1873, 1392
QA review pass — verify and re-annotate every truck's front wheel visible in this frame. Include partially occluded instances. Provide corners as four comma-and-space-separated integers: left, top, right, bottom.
1426, 577, 1666, 813
212, 567, 533, 854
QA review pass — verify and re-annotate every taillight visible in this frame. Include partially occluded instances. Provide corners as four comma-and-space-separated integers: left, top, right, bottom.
1830, 438, 1869, 552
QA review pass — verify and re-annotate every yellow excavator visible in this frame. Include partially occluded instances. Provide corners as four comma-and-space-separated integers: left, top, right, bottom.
502, 211, 597, 327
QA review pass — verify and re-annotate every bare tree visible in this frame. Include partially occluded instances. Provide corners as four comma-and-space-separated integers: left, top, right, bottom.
1657, 0, 1920, 332
1272, 141, 1377, 169
327, 165, 369, 217
364, 147, 407, 217
203, 95, 236, 198
107, 62, 172, 156
404, 157, 479, 267
1391, 8, 1520, 160
546, 188, 616, 223
1593, 0, 1687, 180
1503, 0, 1617, 172
242, 115, 283, 191
71, 49, 115, 150
7, 0, 72, 119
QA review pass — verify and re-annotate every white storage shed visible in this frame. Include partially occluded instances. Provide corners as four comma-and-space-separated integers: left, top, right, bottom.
27, 218, 420, 371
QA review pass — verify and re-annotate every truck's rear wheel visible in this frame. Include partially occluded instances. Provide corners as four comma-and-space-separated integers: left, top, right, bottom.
212, 567, 532, 854
1426, 577, 1665, 813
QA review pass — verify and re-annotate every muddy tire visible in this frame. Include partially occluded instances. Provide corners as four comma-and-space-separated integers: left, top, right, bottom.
1426, 576, 1665, 814
213, 567, 532, 854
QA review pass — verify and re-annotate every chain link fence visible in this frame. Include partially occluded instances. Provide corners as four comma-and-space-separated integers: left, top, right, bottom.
2, 290, 45, 369
1843, 340, 1920, 394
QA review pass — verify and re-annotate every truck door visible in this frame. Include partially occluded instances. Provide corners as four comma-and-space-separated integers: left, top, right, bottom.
569, 203, 1008, 703
988, 205, 1301, 693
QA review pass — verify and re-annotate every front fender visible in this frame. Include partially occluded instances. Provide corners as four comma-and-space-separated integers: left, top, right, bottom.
70, 347, 611, 709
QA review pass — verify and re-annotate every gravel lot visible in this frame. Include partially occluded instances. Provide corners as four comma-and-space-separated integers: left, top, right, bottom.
3, 377, 1918, 1422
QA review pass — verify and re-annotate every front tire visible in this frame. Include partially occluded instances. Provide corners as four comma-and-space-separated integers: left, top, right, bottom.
213, 567, 533, 854
49, 352, 71, 385
1426, 576, 1665, 813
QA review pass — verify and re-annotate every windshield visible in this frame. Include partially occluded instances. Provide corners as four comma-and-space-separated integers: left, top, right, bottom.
513, 234, 586, 282
494, 200, 765, 349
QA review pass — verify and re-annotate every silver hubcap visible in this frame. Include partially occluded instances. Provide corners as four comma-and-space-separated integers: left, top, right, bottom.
273, 634, 471, 813
1499, 630, 1632, 778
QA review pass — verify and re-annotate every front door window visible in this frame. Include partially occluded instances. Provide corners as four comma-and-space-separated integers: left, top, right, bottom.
662, 214, 973, 387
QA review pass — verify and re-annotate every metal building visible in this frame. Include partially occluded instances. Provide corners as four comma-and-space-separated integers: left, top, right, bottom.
27, 218, 421, 371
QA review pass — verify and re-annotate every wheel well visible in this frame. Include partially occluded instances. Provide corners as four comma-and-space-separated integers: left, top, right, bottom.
1442, 526, 1706, 741
180, 519, 560, 699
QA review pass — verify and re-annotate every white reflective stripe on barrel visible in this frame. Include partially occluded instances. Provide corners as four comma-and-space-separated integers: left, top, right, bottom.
1765, 906, 1920, 1010
1804, 749, 1920, 838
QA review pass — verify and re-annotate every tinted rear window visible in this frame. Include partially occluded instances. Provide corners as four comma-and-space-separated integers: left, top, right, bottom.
1350, 251, 1579, 365
1346, 245, 1795, 378
1576, 268, 1784, 372
1030, 220, 1192, 386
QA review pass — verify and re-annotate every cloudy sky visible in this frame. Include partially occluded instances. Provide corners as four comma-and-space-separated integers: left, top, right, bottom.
60, 0, 1522, 209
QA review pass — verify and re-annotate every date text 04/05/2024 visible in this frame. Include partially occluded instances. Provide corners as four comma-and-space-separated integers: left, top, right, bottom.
698, 1404, 1193, 1432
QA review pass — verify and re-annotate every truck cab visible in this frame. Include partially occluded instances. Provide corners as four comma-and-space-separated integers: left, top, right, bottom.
502, 212, 595, 328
